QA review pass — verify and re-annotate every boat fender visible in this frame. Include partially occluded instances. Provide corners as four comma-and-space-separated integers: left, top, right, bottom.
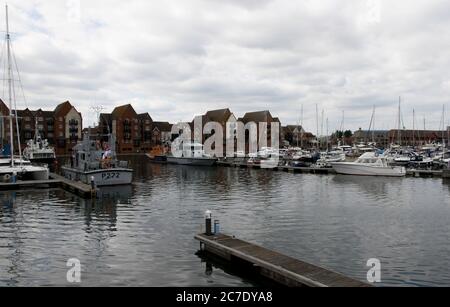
3, 174, 11, 182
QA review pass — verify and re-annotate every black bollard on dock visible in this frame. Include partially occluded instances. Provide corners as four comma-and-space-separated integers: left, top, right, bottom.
205, 210, 212, 236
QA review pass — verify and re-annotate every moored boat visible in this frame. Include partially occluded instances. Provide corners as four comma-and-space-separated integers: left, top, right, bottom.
331, 152, 406, 177
166, 142, 216, 166
22, 122, 56, 165
61, 133, 133, 186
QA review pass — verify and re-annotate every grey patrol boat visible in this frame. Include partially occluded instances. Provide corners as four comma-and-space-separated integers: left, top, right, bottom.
62, 132, 133, 186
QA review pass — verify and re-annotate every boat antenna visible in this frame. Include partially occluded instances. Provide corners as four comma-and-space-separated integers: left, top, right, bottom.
90, 105, 104, 128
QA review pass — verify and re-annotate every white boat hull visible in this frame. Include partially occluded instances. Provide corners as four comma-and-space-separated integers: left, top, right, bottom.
62, 167, 133, 186
167, 156, 216, 166
0, 165, 49, 181
331, 162, 406, 177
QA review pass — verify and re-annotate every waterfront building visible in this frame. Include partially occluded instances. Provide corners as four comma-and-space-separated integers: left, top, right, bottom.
282, 125, 316, 148
238, 110, 281, 151
388, 129, 450, 146
98, 104, 156, 153
152, 121, 173, 145
0, 99, 82, 155
353, 129, 390, 148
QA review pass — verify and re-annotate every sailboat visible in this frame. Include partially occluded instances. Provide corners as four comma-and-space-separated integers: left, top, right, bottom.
0, 5, 49, 182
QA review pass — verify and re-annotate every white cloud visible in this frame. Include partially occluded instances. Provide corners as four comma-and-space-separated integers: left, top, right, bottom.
1, 0, 449, 131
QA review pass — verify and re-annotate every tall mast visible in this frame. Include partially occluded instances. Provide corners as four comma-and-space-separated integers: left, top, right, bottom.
441, 105, 445, 147
398, 97, 401, 146
412, 108, 415, 147
300, 104, 303, 148
5, 5, 14, 166
315, 104, 319, 149
321, 109, 324, 150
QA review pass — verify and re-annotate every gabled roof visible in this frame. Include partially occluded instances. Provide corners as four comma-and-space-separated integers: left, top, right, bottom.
205, 108, 232, 123
138, 112, 153, 122
16, 108, 34, 118
153, 121, 172, 132
54, 101, 73, 115
112, 104, 137, 119
0, 99, 9, 115
241, 110, 273, 123
285, 125, 304, 133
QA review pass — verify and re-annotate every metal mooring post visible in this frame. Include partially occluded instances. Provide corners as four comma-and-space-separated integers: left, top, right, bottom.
205, 210, 212, 236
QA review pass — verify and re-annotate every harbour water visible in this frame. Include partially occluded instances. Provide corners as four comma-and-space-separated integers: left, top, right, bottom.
1, 156, 450, 287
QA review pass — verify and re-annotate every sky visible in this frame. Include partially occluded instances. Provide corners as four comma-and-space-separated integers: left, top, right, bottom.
1, 0, 450, 134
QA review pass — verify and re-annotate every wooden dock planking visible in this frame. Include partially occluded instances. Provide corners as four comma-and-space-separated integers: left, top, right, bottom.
195, 233, 371, 287
49, 173, 93, 198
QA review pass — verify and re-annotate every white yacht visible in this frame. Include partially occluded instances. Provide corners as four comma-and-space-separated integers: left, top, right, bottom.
167, 142, 217, 166
23, 123, 56, 165
0, 6, 49, 183
331, 152, 406, 177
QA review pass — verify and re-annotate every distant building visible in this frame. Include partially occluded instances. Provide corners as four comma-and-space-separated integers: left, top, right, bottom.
282, 125, 315, 148
0, 99, 82, 155
352, 128, 450, 147
388, 129, 450, 146
98, 104, 154, 153
152, 121, 173, 145
238, 110, 281, 152
353, 129, 390, 148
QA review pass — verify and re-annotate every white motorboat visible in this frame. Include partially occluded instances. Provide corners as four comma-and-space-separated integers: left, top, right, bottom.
315, 151, 346, 168
331, 152, 406, 177
23, 122, 56, 165
166, 142, 217, 166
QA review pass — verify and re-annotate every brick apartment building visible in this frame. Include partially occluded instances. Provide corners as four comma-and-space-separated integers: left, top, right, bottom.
98, 104, 154, 153
152, 121, 173, 145
0, 99, 82, 155
238, 110, 282, 151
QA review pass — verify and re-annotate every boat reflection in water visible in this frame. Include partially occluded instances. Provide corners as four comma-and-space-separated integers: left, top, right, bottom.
95, 185, 133, 203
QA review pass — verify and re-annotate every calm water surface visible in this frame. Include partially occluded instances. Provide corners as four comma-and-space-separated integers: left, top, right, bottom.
1, 156, 450, 287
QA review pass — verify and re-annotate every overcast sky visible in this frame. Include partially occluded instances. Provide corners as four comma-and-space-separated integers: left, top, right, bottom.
1, 0, 450, 133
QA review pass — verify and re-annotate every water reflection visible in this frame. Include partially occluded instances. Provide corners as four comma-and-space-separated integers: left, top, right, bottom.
1, 158, 450, 286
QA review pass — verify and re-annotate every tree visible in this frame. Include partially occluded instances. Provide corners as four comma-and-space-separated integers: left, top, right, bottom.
344, 130, 353, 138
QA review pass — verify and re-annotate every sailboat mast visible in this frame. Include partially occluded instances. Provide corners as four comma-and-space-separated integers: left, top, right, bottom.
315, 104, 319, 149
398, 97, 401, 146
413, 108, 415, 147
5, 5, 14, 166
442, 105, 445, 147
300, 104, 303, 148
